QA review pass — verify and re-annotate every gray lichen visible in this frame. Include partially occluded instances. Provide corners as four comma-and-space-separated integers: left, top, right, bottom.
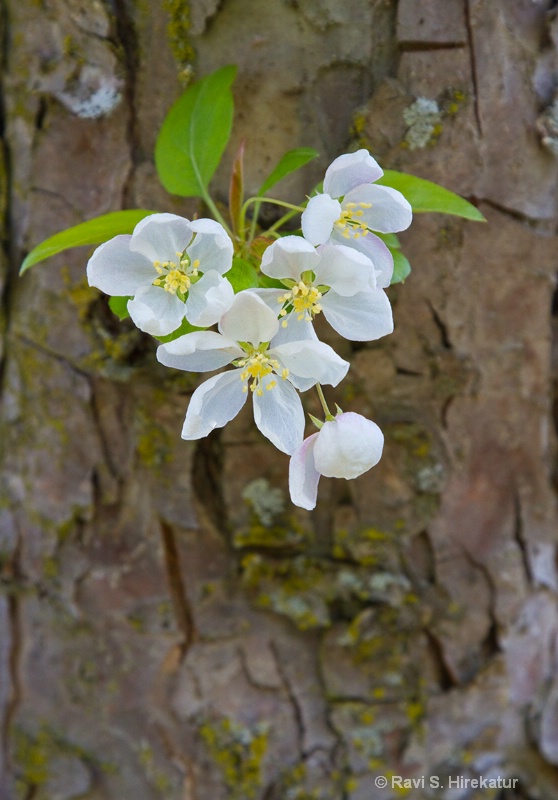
403, 97, 442, 150
242, 478, 285, 527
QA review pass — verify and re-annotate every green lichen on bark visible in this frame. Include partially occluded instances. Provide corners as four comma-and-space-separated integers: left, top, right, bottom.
163, 0, 195, 84
200, 717, 268, 800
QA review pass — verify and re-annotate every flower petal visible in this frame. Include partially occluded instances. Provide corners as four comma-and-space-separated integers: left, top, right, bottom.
320, 287, 393, 342
301, 195, 342, 246
271, 340, 349, 388
323, 149, 383, 199
186, 218, 234, 275
182, 370, 248, 440
129, 213, 194, 262
252, 374, 305, 454
270, 313, 318, 347
127, 284, 186, 336
157, 330, 241, 372
314, 243, 375, 296
219, 291, 279, 345
87, 235, 155, 296
289, 433, 321, 510
330, 229, 394, 288
313, 412, 384, 479
260, 235, 319, 281
185, 272, 234, 326
344, 184, 412, 233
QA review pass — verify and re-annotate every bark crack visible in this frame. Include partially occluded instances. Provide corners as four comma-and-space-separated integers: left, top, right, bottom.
111, 0, 141, 206
512, 490, 532, 584
270, 640, 305, 757
464, 0, 483, 136
1, 530, 23, 780
160, 519, 196, 658
399, 42, 467, 52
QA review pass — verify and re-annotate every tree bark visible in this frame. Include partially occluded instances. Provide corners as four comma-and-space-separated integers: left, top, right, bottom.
1, 0, 558, 798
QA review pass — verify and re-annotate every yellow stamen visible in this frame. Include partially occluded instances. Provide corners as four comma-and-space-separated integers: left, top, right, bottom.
152, 248, 198, 295
334, 200, 373, 240
277, 281, 323, 322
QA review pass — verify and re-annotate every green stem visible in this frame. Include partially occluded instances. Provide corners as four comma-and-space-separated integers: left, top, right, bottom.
241, 196, 305, 241
263, 207, 300, 236
316, 383, 334, 421
201, 187, 233, 237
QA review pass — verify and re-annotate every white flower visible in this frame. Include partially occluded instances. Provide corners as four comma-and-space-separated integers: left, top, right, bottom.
87, 213, 234, 336
289, 412, 384, 510
156, 291, 349, 455
257, 235, 393, 342
301, 149, 412, 287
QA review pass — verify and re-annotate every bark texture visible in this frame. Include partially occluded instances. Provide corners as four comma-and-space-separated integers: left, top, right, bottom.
1, 0, 558, 798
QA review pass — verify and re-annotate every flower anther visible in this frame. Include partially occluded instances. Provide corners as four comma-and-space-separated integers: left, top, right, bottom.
277, 281, 323, 322
236, 347, 290, 395
334, 201, 373, 240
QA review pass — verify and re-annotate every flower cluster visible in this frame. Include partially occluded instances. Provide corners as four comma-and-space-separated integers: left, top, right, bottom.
87, 150, 412, 509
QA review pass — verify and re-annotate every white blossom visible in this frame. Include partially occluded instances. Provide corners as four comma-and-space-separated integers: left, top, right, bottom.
87, 213, 234, 336
301, 149, 412, 287
156, 291, 349, 455
257, 235, 393, 342
289, 412, 384, 510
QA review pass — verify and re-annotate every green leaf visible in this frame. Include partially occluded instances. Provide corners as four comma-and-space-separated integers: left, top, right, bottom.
378, 170, 486, 222
155, 65, 237, 198
108, 296, 131, 320
227, 257, 259, 292
155, 317, 202, 344
258, 147, 319, 196
20, 210, 155, 274
390, 249, 411, 285
375, 231, 401, 250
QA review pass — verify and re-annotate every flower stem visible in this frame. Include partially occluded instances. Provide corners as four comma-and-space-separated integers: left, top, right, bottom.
201, 187, 233, 237
241, 196, 305, 242
316, 383, 335, 422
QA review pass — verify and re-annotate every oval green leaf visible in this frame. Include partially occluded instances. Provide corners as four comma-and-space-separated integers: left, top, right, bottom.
258, 147, 319, 196
155, 65, 237, 198
390, 249, 411, 285
20, 209, 155, 274
228, 257, 260, 292
108, 296, 131, 320
378, 170, 486, 222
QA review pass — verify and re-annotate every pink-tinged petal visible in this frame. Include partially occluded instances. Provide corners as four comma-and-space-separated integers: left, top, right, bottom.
314, 243, 375, 296
157, 330, 241, 372
330, 229, 394, 288
271, 340, 349, 388
186, 218, 234, 275
260, 235, 319, 281
182, 370, 248, 440
344, 184, 412, 233
219, 291, 279, 346
130, 213, 194, 262
301, 195, 342, 246
185, 273, 234, 327
320, 287, 393, 342
87, 235, 155, 296
127, 284, 185, 336
313, 412, 384, 479
252, 374, 305, 455
289, 433, 321, 510
323, 150, 383, 198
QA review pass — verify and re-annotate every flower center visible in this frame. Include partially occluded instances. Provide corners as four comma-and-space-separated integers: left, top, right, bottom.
152, 252, 201, 295
334, 201, 372, 240
277, 281, 323, 323
236, 348, 289, 396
